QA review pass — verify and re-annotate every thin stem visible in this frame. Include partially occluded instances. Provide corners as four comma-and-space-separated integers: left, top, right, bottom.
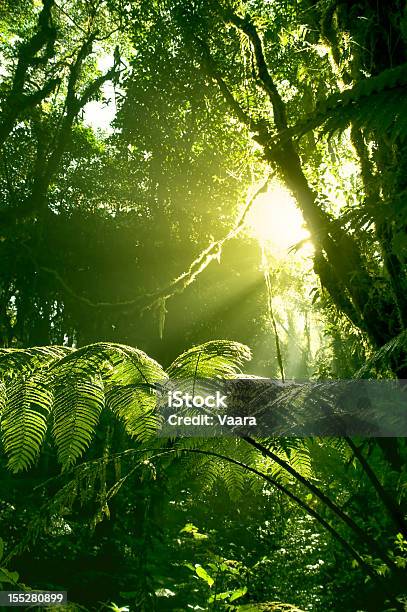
243, 435, 397, 568
345, 437, 407, 537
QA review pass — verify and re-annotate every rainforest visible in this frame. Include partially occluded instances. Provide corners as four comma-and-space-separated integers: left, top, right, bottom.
0, 0, 406, 610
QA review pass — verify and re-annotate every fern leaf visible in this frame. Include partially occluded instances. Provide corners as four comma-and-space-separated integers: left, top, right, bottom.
275, 63, 407, 142
50, 343, 166, 467
1, 374, 53, 472
0, 346, 72, 380
105, 384, 160, 441
355, 329, 407, 377
0, 380, 5, 417
52, 342, 166, 388
166, 340, 252, 379
52, 375, 105, 469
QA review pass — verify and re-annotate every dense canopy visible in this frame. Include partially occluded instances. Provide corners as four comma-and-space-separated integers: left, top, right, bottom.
0, 1, 406, 610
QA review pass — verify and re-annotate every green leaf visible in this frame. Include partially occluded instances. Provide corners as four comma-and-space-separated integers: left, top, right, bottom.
180, 523, 209, 539
0, 568, 19, 584
195, 565, 214, 587
105, 384, 160, 441
208, 591, 232, 603
230, 586, 248, 602
0, 346, 71, 380
52, 374, 105, 468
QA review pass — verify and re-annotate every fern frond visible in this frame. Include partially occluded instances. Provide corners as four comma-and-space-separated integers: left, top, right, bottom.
51, 342, 166, 387
164, 437, 273, 499
49, 343, 166, 466
0, 341, 255, 472
221, 460, 247, 500
105, 384, 160, 441
355, 329, 407, 378
252, 437, 314, 482
288, 444, 313, 481
52, 375, 105, 469
318, 87, 407, 140
166, 340, 252, 379
0, 380, 5, 417
317, 437, 351, 460
277, 63, 407, 142
1, 374, 53, 472
0, 346, 72, 380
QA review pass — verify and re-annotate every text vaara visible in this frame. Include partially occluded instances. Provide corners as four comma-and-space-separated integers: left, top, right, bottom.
167, 414, 257, 426
167, 390, 227, 408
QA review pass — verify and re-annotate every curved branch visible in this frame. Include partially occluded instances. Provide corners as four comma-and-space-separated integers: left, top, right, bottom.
33, 175, 273, 310
243, 435, 397, 568
194, 36, 261, 133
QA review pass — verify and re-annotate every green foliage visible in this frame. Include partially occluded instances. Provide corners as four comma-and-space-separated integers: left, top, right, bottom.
0, 346, 71, 379
355, 330, 407, 378
288, 63, 407, 141
1, 373, 53, 472
0, 538, 19, 590
0, 0, 407, 610
237, 604, 304, 611
53, 374, 105, 469
167, 340, 252, 379
0, 340, 251, 471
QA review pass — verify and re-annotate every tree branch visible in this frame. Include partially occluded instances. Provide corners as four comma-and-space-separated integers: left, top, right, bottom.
35, 175, 273, 310
0, 0, 58, 148
224, 9, 288, 130
194, 36, 267, 138
0, 34, 121, 228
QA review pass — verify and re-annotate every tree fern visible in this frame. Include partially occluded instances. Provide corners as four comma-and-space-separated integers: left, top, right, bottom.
0, 340, 252, 471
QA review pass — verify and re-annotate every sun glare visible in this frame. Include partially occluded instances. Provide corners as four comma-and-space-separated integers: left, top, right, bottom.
246, 183, 312, 253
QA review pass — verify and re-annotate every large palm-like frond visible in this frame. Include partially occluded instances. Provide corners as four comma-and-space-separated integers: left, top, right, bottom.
0, 343, 166, 471
52, 374, 105, 468
49, 343, 166, 467
0, 340, 252, 472
0, 346, 72, 379
0, 346, 72, 472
